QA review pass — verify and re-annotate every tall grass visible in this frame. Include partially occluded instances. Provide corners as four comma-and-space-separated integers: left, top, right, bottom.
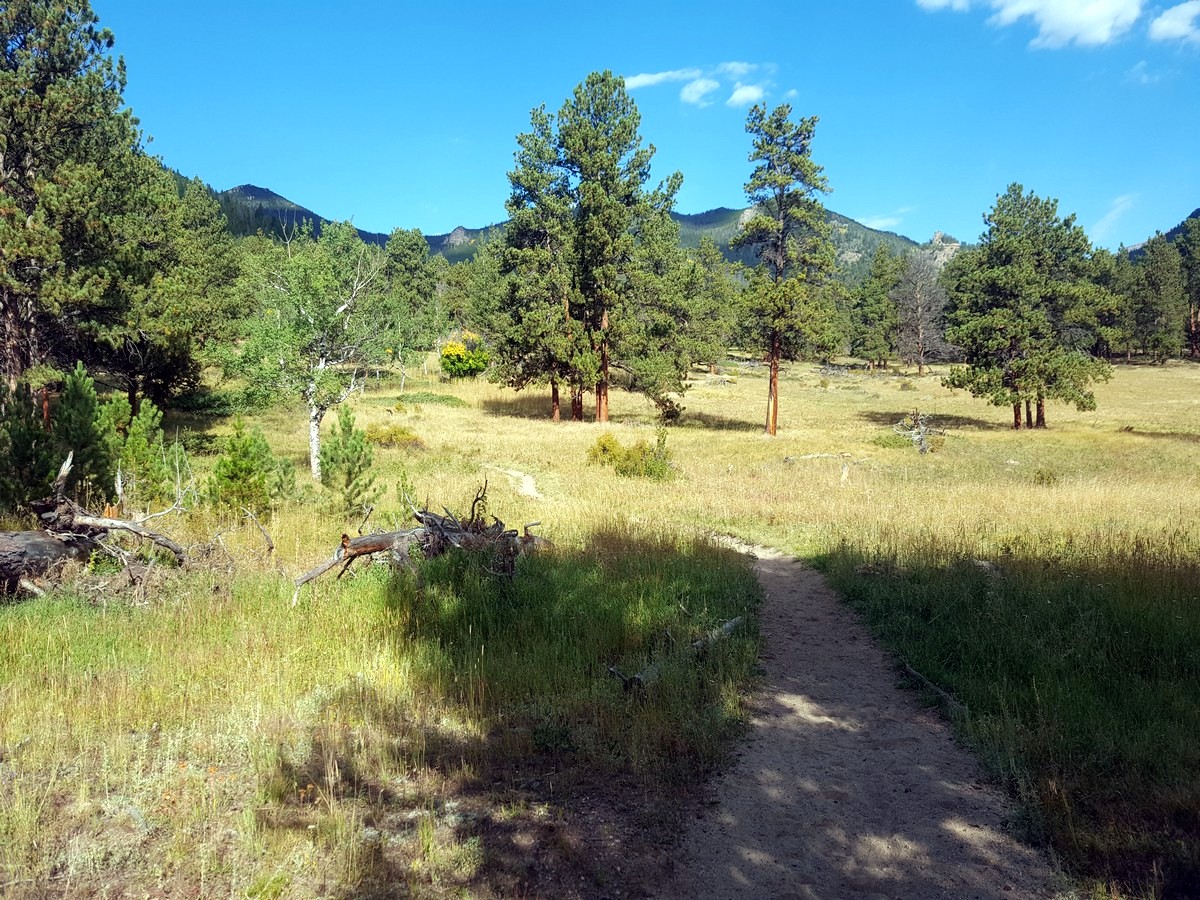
2, 358, 1199, 896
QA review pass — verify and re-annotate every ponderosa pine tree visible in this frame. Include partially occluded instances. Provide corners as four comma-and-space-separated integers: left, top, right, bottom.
733, 104, 839, 436
1179, 218, 1200, 358
491, 72, 694, 422
0, 0, 141, 390
943, 184, 1110, 428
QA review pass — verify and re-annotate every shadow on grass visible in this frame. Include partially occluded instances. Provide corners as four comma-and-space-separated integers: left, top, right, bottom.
857, 410, 1006, 431
1122, 429, 1200, 445
677, 410, 762, 432
813, 533, 1200, 898
261, 527, 762, 898
479, 392, 562, 421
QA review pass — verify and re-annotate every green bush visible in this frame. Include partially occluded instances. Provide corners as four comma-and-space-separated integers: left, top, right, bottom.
53, 362, 117, 503
0, 382, 55, 512
320, 405, 380, 515
439, 331, 489, 378
588, 429, 674, 480
208, 419, 278, 515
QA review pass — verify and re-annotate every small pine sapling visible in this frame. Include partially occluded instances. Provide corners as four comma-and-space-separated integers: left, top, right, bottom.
319, 405, 380, 515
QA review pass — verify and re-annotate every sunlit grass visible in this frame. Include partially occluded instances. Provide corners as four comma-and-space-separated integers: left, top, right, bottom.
2, 357, 1199, 896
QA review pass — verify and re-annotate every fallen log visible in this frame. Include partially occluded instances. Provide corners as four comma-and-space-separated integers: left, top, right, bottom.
0, 531, 96, 593
292, 484, 549, 605
1, 454, 187, 595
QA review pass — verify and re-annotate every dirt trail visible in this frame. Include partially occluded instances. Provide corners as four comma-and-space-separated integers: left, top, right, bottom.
669, 547, 1065, 900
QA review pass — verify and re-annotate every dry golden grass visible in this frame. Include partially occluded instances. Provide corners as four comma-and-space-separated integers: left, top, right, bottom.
2, 358, 1198, 897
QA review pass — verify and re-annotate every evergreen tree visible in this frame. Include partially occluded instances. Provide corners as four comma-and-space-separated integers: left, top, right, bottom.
1133, 235, 1186, 362
319, 404, 379, 516
850, 244, 901, 369
943, 184, 1110, 429
488, 73, 697, 422
0, 0, 142, 389
52, 362, 116, 501
1179, 218, 1200, 358
734, 104, 839, 435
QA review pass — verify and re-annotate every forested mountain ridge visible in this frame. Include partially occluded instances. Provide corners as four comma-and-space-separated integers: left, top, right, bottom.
208, 182, 920, 282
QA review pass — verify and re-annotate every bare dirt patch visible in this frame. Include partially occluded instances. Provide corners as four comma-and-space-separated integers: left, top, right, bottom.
669, 546, 1067, 899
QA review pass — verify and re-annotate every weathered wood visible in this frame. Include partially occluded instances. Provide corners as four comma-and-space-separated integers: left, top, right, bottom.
0, 530, 95, 591
291, 486, 550, 604
2, 454, 187, 594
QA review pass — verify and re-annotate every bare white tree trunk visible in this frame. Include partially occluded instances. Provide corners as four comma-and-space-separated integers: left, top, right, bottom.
308, 400, 325, 481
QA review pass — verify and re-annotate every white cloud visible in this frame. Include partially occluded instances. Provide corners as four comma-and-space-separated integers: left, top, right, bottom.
1149, 1, 1200, 42
784, 88, 799, 99
681, 78, 720, 106
1126, 59, 1160, 83
623, 68, 702, 90
916, 0, 1144, 46
862, 216, 903, 230
726, 82, 767, 106
1091, 193, 1137, 243
717, 61, 756, 77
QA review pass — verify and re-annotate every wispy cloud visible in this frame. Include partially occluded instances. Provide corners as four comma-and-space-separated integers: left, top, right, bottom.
1092, 193, 1137, 243
623, 62, 778, 109
783, 88, 799, 99
623, 68, 702, 90
861, 207, 916, 231
717, 61, 757, 77
680, 78, 720, 106
727, 82, 767, 107
1126, 60, 1160, 84
915, 0, 1144, 47
1149, 1, 1200, 42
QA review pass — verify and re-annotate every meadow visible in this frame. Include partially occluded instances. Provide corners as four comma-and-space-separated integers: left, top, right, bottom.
1, 358, 1198, 898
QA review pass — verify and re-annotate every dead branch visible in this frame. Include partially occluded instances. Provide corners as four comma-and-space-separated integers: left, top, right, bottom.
609, 616, 745, 693
292, 484, 549, 605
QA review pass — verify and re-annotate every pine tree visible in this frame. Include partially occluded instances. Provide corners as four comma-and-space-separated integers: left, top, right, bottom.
734, 104, 839, 435
943, 185, 1110, 428
851, 244, 901, 369
318, 405, 379, 516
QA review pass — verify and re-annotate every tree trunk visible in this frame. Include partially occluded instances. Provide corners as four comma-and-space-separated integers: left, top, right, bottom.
1024, 399, 1033, 429
550, 380, 560, 422
308, 403, 326, 481
765, 334, 781, 436
127, 377, 142, 418
1, 286, 29, 392
1012, 403, 1022, 430
596, 309, 610, 423
41, 386, 50, 428
571, 385, 584, 422
1035, 396, 1046, 428
0, 531, 96, 591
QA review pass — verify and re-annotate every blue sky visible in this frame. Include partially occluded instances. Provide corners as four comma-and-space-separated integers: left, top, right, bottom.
98, 0, 1198, 249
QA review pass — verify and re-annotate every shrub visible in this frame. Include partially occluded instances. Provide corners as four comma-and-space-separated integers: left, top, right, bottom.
53, 362, 117, 503
365, 423, 424, 450
0, 382, 55, 511
588, 429, 675, 480
320, 405, 380, 515
440, 331, 489, 378
208, 418, 277, 515
898, 379, 918, 392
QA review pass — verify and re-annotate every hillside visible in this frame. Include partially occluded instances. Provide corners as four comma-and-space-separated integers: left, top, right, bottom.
216, 184, 390, 247
208, 181, 922, 280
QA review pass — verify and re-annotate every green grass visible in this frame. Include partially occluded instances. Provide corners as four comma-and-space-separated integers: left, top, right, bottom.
3, 358, 1200, 896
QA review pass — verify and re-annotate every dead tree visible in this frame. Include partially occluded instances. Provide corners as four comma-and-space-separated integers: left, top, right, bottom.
292, 483, 549, 605
1, 454, 187, 594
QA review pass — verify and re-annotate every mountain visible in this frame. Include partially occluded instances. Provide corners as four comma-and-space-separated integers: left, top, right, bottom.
215, 185, 390, 247
211, 182, 923, 281
1162, 207, 1200, 244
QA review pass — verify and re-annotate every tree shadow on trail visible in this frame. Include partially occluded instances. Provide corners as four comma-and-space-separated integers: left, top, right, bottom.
677, 410, 762, 432
857, 409, 1006, 430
